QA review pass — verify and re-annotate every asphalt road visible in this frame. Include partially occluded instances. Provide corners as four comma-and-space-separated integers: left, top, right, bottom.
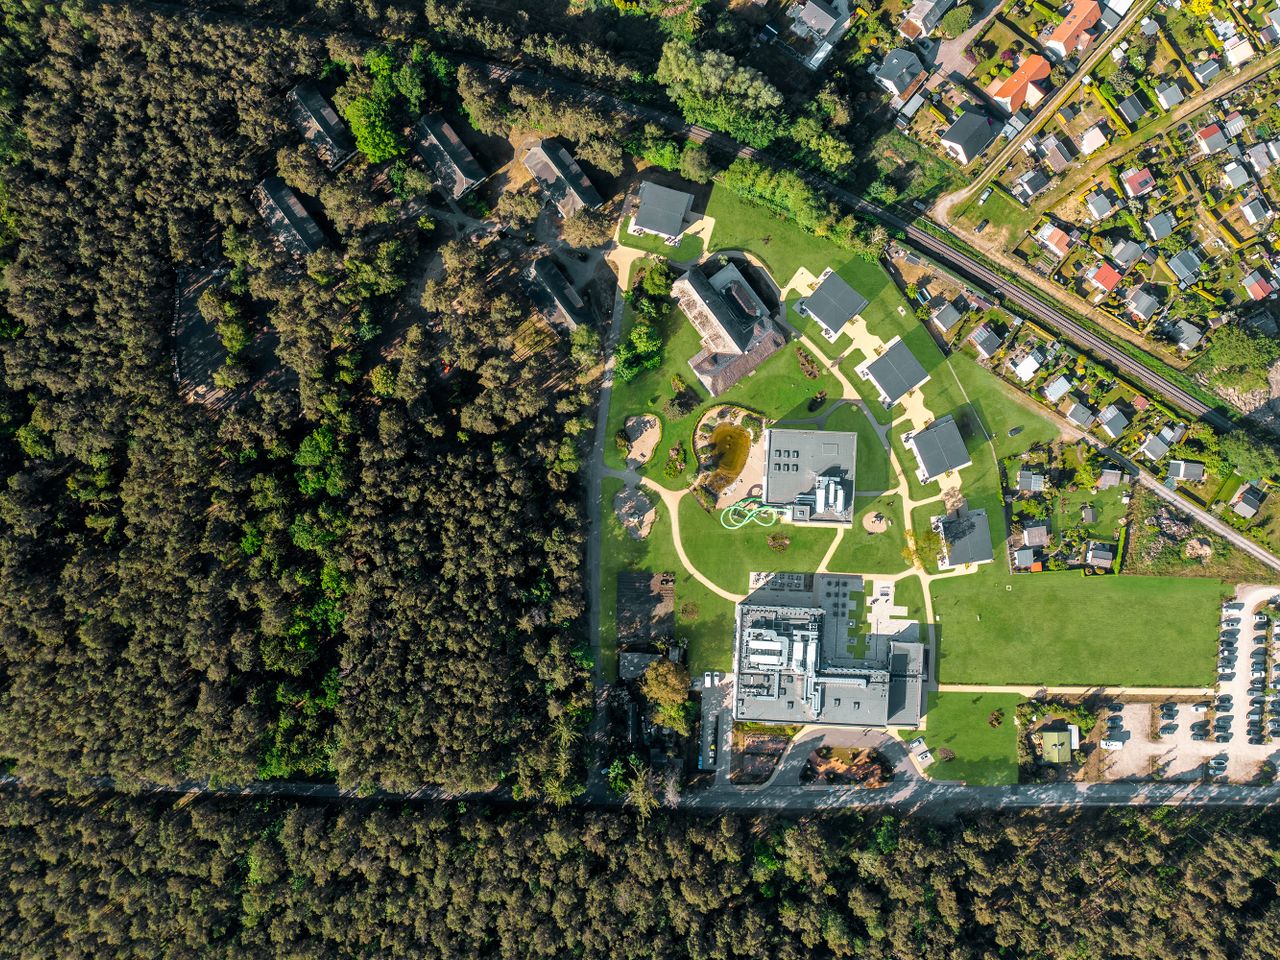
476, 61, 1228, 430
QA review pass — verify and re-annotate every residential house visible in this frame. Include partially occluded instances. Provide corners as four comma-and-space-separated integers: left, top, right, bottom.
905, 414, 971, 482
934, 508, 995, 569
1121, 166, 1157, 198
1197, 123, 1230, 156
969, 323, 1003, 359
1081, 504, 1099, 523
1167, 318, 1204, 352
1079, 124, 1108, 155
877, 48, 927, 99
1146, 210, 1176, 241
796, 268, 869, 341
1086, 188, 1119, 221
286, 82, 356, 171
1234, 484, 1267, 518
1117, 93, 1147, 125
859, 336, 930, 405
1242, 198, 1272, 226
1035, 222, 1073, 260
1023, 521, 1050, 546
1247, 140, 1279, 177
930, 298, 964, 335
901, 0, 956, 37
1013, 168, 1052, 204
1167, 459, 1206, 482
1045, 0, 1102, 59
1040, 134, 1078, 173
1012, 347, 1046, 382
1065, 402, 1097, 428
1224, 111, 1246, 138
1223, 161, 1251, 190
1085, 541, 1116, 567
1043, 374, 1073, 403
1262, 24, 1280, 45
1139, 422, 1186, 460
1014, 545, 1040, 568
1155, 82, 1184, 110
522, 140, 603, 217
1097, 467, 1125, 489
940, 107, 1000, 164
1167, 249, 1203, 285
790, 0, 843, 39
1097, 403, 1129, 439
1017, 470, 1046, 493
1086, 261, 1122, 294
674, 262, 786, 396
1127, 286, 1161, 322
629, 181, 695, 242
1192, 59, 1222, 85
253, 176, 327, 258
1111, 238, 1145, 267
994, 55, 1051, 113
1243, 268, 1276, 301
413, 114, 486, 200
1224, 35, 1256, 67
1271, 8, 1280, 32
532, 256, 589, 329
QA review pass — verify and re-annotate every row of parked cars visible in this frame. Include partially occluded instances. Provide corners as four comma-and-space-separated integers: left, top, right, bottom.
1215, 605, 1277, 747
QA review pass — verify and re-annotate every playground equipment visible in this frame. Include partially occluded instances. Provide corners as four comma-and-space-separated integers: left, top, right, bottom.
720, 497, 782, 530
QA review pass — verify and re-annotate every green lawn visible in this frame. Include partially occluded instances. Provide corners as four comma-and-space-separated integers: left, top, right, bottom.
909, 692, 1023, 786
931, 570, 1226, 686
831, 494, 911, 576
952, 185, 1037, 242
786, 262, 916, 363
822, 401, 892, 496
599, 477, 736, 678
618, 217, 705, 261
705, 187, 829, 284
677, 496, 837, 596
892, 573, 926, 622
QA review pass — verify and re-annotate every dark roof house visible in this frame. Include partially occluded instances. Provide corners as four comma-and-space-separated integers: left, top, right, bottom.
630, 181, 695, 241
935, 508, 995, 569
414, 115, 486, 199
254, 176, 327, 258
905, 415, 971, 482
940, 107, 999, 164
859, 337, 930, 406
797, 269, 869, 340
287, 82, 356, 170
522, 140, 603, 217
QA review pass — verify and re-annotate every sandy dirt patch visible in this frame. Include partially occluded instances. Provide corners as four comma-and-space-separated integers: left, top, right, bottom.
862, 510, 890, 534
624, 414, 661, 469
778, 266, 820, 302
614, 486, 657, 541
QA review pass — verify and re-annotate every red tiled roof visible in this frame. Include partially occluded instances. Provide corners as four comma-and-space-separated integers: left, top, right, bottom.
1047, 0, 1101, 54
1089, 262, 1122, 292
993, 55, 1051, 113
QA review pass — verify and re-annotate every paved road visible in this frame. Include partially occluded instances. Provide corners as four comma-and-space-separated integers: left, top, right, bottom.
476, 62, 1228, 430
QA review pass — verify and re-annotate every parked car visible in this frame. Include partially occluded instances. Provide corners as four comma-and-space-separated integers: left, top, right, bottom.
1160, 724, 1178, 736
974, 219, 989, 234
1223, 618, 1241, 628
1256, 612, 1270, 624
1216, 733, 1233, 743
704, 671, 713, 689
1193, 702, 1210, 714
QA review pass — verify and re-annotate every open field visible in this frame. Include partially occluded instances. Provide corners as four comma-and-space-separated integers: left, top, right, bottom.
618, 217, 704, 261
820, 401, 892, 496
909, 692, 1023, 786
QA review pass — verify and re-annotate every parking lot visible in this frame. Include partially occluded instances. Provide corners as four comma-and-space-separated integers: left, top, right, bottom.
1093, 588, 1280, 784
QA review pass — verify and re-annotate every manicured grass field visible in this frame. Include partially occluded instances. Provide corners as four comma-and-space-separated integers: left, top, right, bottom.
831, 494, 911, 576
952, 186, 1037, 244
599, 477, 736, 678
822, 401, 892, 496
909, 692, 1023, 786
677, 496, 837, 596
931, 570, 1226, 686
618, 217, 704, 261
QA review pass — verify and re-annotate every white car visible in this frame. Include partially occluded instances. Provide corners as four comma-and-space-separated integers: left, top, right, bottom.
704, 671, 713, 689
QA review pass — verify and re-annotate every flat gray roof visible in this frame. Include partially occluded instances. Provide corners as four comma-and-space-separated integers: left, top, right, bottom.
762, 427, 857, 523
633, 181, 693, 238
863, 337, 929, 405
798, 271, 869, 336
938, 508, 994, 566
907, 415, 970, 481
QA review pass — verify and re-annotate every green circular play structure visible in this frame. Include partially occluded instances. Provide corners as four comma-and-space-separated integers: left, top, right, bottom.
720, 497, 782, 530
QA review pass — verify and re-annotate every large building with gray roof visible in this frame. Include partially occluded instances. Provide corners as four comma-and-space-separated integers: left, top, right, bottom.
522, 139, 603, 217
674, 262, 786, 396
933, 507, 994, 569
857, 336, 930, 406
287, 82, 356, 171
903, 414, 970, 483
629, 181, 694, 242
414, 115, 485, 199
732, 572, 925, 728
254, 176, 327, 258
762, 427, 857, 524
796, 268, 869, 341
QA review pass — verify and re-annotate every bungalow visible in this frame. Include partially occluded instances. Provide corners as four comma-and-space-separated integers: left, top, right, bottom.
1111, 238, 1145, 268
629, 181, 695, 243
1167, 249, 1203, 286
859, 336, 930, 405
1224, 111, 1246, 138
1043, 374, 1073, 403
1086, 261, 1123, 294
1013, 168, 1052, 204
1243, 268, 1276, 301
930, 298, 964, 335
796, 268, 869, 341
1127, 286, 1161, 322
969, 323, 1004, 359
522, 139, 603, 217
994, 55, 1052, 113
1017, 470, 1047, 493
1081, 504, 1098, 524
1012, 347, 1046, 382
901, 0, 956, 38
1045, 0, 1102, 59
1097, 467, 1125, 489
1192, 59, 1222, 86
1085, 189, 1118, 221
1085, 541, 1116, 567
1117, 93, 1147, 125
1155, 82, 1184, 111
1139, 423, 1186, 460
1223, 161, 1251, 190
1040, 134, 1078, 173
934, 508, 995, 569
1065, 402, 1096, 428
1224, 35, 1256, 67
1168, 318, 1204, 352
1079, 124, 1108, 156
940, 107, 999, 164
1242, 198, 1272, 226
1167, 459, 1206, 482
1023, 521, 1050, 547
877, 48, 927, 99
414, 114, 486, 200
905, 414, 972, 482
1035, 222, 1073, 260
1234, 483, 1267, 519
1247, 141, 1279, 178
1197, 123, 1230, 156
1121, 166, 1157, 198
1145, 210, 1176, 242
1097, 403, 1129, 439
